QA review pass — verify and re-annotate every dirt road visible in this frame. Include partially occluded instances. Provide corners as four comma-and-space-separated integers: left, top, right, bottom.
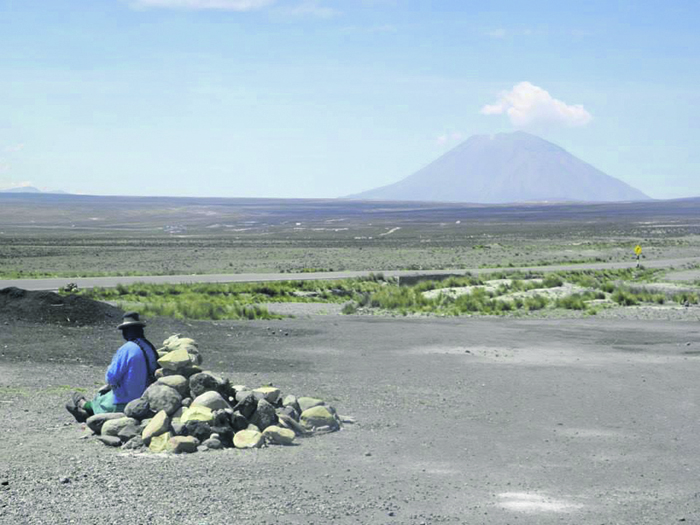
1, 314, 699, 524
2, 256, 699, 291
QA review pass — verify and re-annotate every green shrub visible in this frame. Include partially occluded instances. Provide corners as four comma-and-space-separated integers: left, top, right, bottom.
543, 275, 564, 288
612, 289, 639, 306
556, 294, 587, 310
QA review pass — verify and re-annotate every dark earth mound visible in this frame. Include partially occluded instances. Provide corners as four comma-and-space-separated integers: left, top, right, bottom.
0, 287, 123, 326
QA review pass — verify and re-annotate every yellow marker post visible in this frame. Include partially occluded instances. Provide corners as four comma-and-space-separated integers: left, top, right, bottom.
635, 245, 642, 267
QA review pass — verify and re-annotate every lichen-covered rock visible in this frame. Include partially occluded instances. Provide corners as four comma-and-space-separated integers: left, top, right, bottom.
144, 384, 182, 415
250, 399, 278, 431
298, 397, 325, 413
168, 436, 198, 454
124, 397, 152, 420
86, 412, 126, 435
233, 429, 263, 449
262, 425, 295, 445
142, 410, 170, 445
253, 386, 281, 404
191, 391, 230, 411
300, 405, 338, 431
148, 432, 171, 453
158, 348, 191, 371
156, 375, 189, 397
179, 405, 214, 424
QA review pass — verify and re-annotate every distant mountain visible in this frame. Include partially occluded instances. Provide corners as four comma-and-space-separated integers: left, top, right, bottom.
349, 131, 650, 204
0, 186, 68, 194
1, 186, 42, 193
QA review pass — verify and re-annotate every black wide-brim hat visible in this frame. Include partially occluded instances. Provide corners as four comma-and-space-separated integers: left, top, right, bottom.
117, 311, 146, 330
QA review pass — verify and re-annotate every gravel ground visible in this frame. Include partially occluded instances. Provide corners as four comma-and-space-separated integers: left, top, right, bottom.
1, 315, 700, 524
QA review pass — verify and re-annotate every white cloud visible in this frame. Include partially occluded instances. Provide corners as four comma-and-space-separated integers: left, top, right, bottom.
4, 143, 25, 153
481, 82, 592, 129
129, 0, 276, 11
436, 131, 464, 146
275, 0, 339, 18
484, 28, 506, 38
340, 24, 397, 34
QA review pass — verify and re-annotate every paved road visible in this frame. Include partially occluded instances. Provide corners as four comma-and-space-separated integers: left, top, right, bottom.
2, 256, 698, 291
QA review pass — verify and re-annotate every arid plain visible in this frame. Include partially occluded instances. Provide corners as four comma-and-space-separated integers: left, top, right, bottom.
1, 194, 700, 524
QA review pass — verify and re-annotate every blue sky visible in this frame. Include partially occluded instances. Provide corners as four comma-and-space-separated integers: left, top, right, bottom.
1, 0, 699, 199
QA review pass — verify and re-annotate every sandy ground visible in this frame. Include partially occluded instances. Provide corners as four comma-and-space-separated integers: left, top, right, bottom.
1, 314, 700, 524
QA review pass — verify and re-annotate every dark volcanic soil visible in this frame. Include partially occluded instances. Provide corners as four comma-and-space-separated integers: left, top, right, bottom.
0, 287, 123, 326
1, 314, 700, 524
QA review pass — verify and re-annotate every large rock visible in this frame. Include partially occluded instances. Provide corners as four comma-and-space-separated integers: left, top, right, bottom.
179, 365, 203, 379
277, 405, 299, 422
189, 372, 220, 399
298, 397, 324, 413
171, 421, 186, 436
157, 348, 191, 371
117, 422, 141, 442
162, 336, 202, 365
201, 437, 223, 450
250, 399, 277, 431
210, 425, 234, 447
124, 397, 152, 420
233, 395, 256, 420
156, 375, 189, 397
101, 417, 139, 439
168, 436, 198, 454
86, 412, 126, 434
282, 395, 300, 412
183, 421, 212, 442
142, 410, 170, 445
230, 411, 249, 432
148, 432, 171, 453
97, 435, 122, 447
144, 384, 182, 415
277, 413, 311, 436
300, 406, 338, 431
191, 391, 230, 412
212, 409, 231, 428
121, 436, 144, 450
180, 406, 214, 424
233, 429, 263, 449
262, 425, 296, 445
234, 390, 252, 403
253, 387, 281, 404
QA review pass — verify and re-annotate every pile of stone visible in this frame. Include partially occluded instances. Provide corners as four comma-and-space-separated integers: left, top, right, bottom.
85, 334, 343, 454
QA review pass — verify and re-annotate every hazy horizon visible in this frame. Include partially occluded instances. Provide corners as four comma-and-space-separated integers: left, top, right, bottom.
1, 1, 699, 200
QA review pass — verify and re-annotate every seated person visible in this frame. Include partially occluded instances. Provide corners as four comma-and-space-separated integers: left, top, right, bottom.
66, 312, 159, 421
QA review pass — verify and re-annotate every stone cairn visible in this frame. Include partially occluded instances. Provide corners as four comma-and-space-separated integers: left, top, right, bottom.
85, 334, 344, 453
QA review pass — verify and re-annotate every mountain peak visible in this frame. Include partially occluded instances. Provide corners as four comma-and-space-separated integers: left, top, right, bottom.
349, 132, 649, 204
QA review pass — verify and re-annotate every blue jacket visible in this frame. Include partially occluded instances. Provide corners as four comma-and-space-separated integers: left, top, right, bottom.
105, 339, 157, 404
